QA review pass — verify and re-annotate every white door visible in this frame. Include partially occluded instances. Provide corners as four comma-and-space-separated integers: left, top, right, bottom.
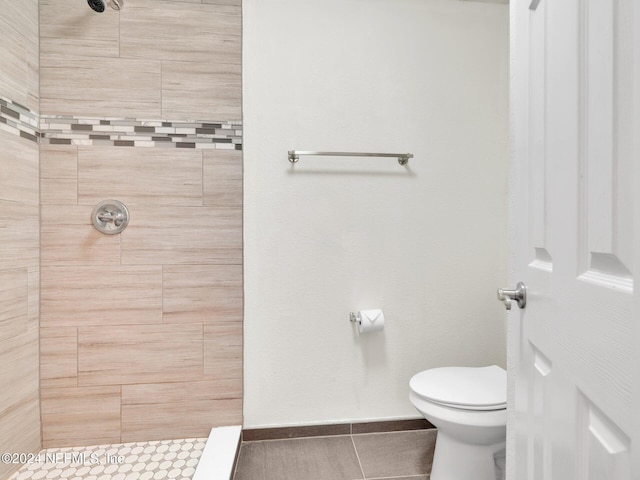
508, 1, 639, 479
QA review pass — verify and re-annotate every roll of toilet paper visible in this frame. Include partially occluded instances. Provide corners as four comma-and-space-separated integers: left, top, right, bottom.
358, 309, 384, 333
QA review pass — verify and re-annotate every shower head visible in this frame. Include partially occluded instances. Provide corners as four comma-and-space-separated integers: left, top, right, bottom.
87, 0, 123, 12
87, 0, 106, 12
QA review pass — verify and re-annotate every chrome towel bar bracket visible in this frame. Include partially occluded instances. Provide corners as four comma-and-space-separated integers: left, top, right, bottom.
288, 150, 413, 166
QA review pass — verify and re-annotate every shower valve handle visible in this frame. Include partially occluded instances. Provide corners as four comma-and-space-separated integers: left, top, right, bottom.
97, 211, 126, 227
92, 200, 130, 235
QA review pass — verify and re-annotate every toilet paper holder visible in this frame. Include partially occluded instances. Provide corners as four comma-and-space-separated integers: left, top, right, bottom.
350, 309, 385, 334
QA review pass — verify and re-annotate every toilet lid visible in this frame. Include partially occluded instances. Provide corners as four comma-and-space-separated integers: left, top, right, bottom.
410, 365, 506, 410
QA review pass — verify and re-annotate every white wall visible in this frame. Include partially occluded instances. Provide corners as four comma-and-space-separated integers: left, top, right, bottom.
243, 0, 509, 428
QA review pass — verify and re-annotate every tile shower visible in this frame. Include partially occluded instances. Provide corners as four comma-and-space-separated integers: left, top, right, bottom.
0, 0, 242, 479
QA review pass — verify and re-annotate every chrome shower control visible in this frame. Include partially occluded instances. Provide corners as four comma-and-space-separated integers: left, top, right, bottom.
497, 282, 527, 310
91, 200, 129, 235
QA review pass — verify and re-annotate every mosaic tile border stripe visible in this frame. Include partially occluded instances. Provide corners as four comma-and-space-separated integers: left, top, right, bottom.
0, 96, 40, 143
40, 115, 243, 150
0, 95, 243, 150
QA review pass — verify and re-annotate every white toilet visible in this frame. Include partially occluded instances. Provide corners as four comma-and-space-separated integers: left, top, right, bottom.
409, 365, 506, 480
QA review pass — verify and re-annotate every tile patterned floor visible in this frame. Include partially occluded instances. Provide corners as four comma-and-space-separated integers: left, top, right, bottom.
7, 439, 207, 480
233, 429, 436, 480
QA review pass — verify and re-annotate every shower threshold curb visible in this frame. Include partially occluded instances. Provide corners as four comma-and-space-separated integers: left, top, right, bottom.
193, 425, 242, 480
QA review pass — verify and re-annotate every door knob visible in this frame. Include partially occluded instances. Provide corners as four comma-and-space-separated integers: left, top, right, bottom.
497, 282, 527, 310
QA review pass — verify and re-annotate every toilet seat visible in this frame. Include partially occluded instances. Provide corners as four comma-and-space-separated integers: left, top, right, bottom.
409, 365, 506, 411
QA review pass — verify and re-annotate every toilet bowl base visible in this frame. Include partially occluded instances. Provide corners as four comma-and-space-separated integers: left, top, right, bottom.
430, 430, 505, 480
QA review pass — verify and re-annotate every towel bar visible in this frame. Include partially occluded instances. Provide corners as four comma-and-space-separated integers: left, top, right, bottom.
287, 150, 413, 166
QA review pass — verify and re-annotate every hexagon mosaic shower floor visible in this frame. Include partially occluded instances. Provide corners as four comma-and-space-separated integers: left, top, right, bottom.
7, 438, 207, 480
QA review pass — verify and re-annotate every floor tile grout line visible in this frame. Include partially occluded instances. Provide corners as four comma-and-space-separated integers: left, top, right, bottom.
350, 434, 367, 480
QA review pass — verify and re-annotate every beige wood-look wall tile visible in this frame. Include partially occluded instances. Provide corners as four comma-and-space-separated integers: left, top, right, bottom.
0, 339, 38, 466
0, 393, 40, 480
0, 329, 39, 413
0, 0, 38, 43
78, 147, 203, 206
121, 380, 241, 442
162, 61, 241, 121
0, 269, 28, 343
202, 0, 242, 5
40, 58, 161, 118
163, 265, 242, 324
26, 35, 39, 112
0, 0, 38, 110
40, 0, 120, 58
41, 386, 121, 447
0, 460, 18, 480
78, 324, 203, 386
203, 150, 242, 207
0, 202, 39, 270
41, 205, 120, 266
41, 144, 78, 205
41, 178, 77, 206
0, 18, 29, 107
0, 128, 39, 206
204, 322, 242, 381
41, 144, 77, 179
27, 267, 39, 330
120, 0, 241, 63
121, 207, 242, 265
41, 327, 77, 389
41, 266, 162, 328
